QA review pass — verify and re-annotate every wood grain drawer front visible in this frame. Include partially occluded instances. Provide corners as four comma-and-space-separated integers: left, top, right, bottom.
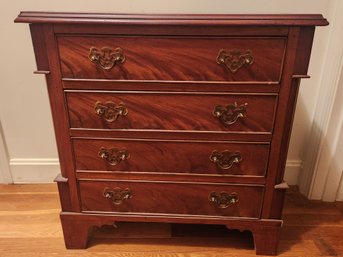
66, 92, 277, 133
58, 36, 286, 82
79, 180, 264, 218
73, 139, 270, 177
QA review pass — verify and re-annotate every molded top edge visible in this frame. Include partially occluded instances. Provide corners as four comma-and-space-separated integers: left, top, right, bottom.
15, 12, 329, 26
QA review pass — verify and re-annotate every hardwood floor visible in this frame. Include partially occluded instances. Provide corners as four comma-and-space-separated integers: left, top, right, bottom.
0, 184, 342, 256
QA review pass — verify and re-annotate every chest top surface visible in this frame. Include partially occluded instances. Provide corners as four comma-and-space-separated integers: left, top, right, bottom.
15, 12, 328, 26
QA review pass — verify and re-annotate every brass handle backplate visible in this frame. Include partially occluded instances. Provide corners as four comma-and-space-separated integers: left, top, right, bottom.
103, 187, 132, 205
89, 46, 125, 70
213, 102, 247, 126
209, 191, 239, 209
94, 101, 128, 123
216, 49, 254, 73
99, 147, 130, 166
210, 150, 242, 170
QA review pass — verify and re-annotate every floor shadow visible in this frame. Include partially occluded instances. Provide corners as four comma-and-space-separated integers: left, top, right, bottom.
89, 222, 255, 252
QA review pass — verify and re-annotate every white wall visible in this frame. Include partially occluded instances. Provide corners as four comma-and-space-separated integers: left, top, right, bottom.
0, 0, 332, 184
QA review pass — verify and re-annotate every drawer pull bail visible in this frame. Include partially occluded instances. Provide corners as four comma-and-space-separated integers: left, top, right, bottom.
99, 147, 130, 166
94, 101, 128, 123
89, 46, 125, 70
210, 150, 242, 170
103, 187, 132, 205
209, 191, 239, 208
213, 102, 247, 126
216, 49, 254, 73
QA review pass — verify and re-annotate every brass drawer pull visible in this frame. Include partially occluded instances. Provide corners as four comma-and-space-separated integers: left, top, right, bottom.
94, 101, 128, 123
216, 49, 254, 73
103, 187, 132, 205
213, 102, 247, 126
98, 147, 130, 166
210, 150, 242, 170
89, 46, 125, 70
209, 191, 239, 209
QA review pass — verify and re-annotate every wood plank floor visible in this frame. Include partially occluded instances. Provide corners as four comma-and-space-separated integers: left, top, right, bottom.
0, 184, 342, 257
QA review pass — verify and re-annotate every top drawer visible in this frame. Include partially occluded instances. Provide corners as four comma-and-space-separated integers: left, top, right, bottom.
57, 36, 286, 82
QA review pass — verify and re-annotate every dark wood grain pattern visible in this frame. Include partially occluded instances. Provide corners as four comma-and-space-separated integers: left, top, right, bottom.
18, 11, 328, 255
66, 91, 277, 133
58, 36, 286, 82
73, 138, 270, 177
79, 180, 264, 218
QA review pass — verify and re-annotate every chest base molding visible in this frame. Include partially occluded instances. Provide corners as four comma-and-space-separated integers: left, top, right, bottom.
60, 211, 282, 255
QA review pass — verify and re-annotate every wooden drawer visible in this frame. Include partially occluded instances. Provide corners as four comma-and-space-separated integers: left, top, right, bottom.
79, 180, 264, 218
58, 36, 286, 82
66, 92, 277, 133
73, 138, 270, 177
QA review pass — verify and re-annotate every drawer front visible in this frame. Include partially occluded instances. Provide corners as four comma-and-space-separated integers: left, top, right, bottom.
66, 92, 277, 133
79, 180, 264, 218
73, 139, 270, 177
58, 36, 286, 82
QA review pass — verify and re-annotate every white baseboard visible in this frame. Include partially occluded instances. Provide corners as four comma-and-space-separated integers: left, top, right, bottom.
8, 158, 303, 185
9, 158, 60, 183
284, 160, 302, 185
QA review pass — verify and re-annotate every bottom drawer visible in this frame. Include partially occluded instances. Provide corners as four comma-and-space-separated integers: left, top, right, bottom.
79, 180, 264, 218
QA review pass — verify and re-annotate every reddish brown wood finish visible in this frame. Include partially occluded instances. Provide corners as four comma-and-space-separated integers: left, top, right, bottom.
79, 180, 264, 218
251, 224, 281, 255
261, 28, 301, 218
16, 12, 328, 255
59, 211, 282, 251
60, 212, 114, 249
66, 91, 277, 133
29, 24, 49, 71
54, 174, 72, 212
70, 128, 273, 142
55, 24, 289, 37
29, 24, 81, 211
75, 170, 266, 184
58, 36, 286, 82
63, 79, 281, 92
15, 12, 328, 26
73, 138, 270, 177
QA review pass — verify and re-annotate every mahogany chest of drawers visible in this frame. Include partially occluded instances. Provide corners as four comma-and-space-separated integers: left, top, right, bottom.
15, 12, 328, 255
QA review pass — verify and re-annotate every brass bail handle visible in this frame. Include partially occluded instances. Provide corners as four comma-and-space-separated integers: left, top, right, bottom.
216, 49, 254, 73
208, 191, 239, 209
94, 101, 128, 123
213, 102, 248, 127
210, 150, 242, 170
99, 147, 130, 166
89, 46, 125, 70
103, 187, 132, 205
